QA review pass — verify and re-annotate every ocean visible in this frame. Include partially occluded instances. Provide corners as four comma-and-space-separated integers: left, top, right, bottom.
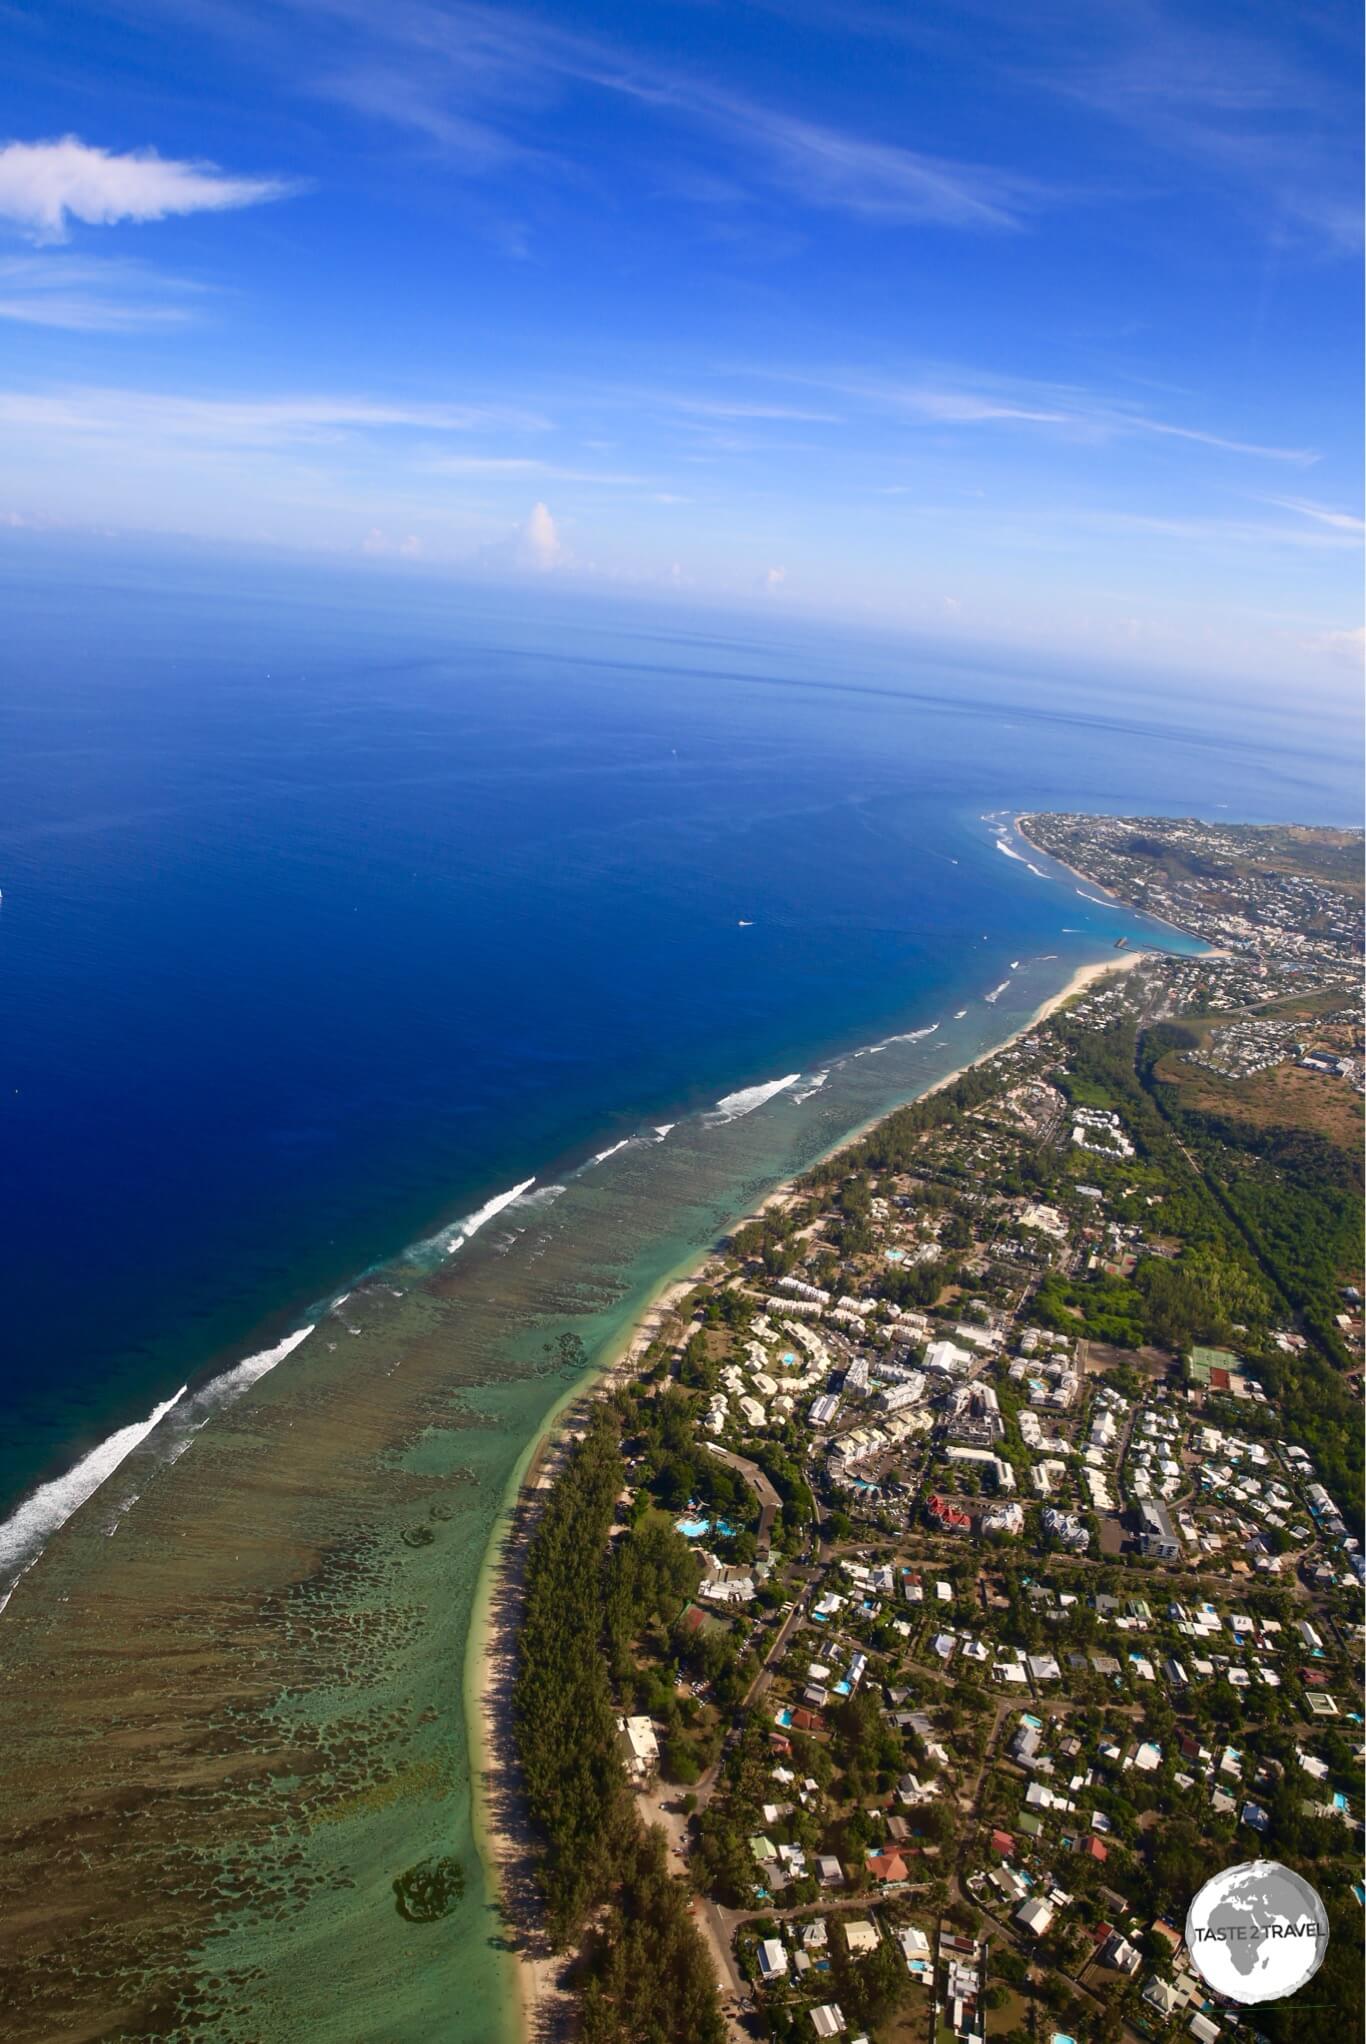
0, 540, 1359, 2040
1, 542, 1359, 1565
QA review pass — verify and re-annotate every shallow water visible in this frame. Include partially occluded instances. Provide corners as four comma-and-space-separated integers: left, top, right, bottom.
0, 918, 1187, 2040
0, 550, 1358, 2037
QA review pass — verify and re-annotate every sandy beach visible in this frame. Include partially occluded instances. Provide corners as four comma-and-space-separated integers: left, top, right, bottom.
465, 944, 1157, 2040
467, 1254, 721, 2043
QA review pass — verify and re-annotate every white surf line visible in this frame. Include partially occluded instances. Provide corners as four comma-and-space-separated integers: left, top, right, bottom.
402, 1177, 538, 1262
0, 1384, 188, 1611
587, 1138, 633, 1167
792, 1072, 829, 1103
707, 1074, 801, 1123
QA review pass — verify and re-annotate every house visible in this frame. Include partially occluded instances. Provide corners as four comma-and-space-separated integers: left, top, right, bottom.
1016, 1896, 1055, 1937
757, 1938, 788, 1981
817, 1855, 845, 1886
1008, 1721, 1042, 1766
844, 1919, 879, 1956
809, 2007, 846, 2040
1188, 2015, 1221, 2044
990, 1829, 1016, 1856
616, 1715, 660, 1783
1080, 1836, 1108, 1862
1136, 1499, 1181, 1560
867, 1850, 909, 1884
1100, 1931, 1141, 1975
1143, 1977, 1179, 2017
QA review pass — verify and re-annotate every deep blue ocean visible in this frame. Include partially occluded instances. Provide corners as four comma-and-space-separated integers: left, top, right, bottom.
1, 538, 1360, 1537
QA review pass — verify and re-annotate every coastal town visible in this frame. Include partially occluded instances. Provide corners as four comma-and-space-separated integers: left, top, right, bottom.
506, 816, 1364, 2044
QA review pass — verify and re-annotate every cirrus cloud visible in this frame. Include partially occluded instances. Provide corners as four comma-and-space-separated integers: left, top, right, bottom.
0, 136, 294, 244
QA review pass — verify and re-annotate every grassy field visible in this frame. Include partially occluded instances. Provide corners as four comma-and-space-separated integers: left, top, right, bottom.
1153, 1048, 1364, 1153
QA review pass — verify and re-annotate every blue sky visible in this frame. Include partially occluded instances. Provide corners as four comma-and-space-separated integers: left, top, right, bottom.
0, 0, 1360, 688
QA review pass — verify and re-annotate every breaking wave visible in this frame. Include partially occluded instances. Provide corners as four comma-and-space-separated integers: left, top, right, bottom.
708, 1074, 801, 1123
792, 1072, 829, 1103
0, 1384, 189, 1611
588, 1139, 633, 1167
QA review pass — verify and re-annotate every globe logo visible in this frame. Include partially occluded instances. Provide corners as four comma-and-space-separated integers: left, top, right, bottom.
1185, 1859, 1329, 2004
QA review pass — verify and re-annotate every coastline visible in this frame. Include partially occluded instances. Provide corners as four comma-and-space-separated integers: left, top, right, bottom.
465, 944, 1156, 2037
1014, 812, 1209, 950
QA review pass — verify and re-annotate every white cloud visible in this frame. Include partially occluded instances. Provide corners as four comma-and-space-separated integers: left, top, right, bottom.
726, 106, 1041, 229
755, 366, 1318, 464
296, 1, 1047, 232
0, 253, 202, 331
0, 137, 293, 244
1263, 496, 1365, 534
762, 565, 786, 591
361, 527, 423, 556
520, 501, 562, 569
425, 453, 650, 484
0, 386, 549, 445
1301, 623, 1365, 663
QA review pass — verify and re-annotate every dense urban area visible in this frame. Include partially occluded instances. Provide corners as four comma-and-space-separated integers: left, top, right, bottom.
509, 815, 1364, 2044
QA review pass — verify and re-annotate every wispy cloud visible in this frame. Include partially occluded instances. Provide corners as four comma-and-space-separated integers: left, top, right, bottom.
293, 0, 1047, 231
1039, 4, 1361, 251
424, 453, 651, 485
0, 386, 550, 444
1094, 509, 1360, 552
758, 366, 1318, 463
664, 396, 844, 425
0, 253, 205, 331
1262, 495, 1365, 535
716, 104, 1043, 229
0, 137, 294, 244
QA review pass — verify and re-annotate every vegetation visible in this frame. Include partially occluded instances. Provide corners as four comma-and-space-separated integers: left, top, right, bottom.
513, 1406, 724, 2042
391, 1855, 465, 1922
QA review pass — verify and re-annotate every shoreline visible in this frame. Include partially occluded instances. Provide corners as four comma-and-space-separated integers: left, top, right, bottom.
465, 944, 1158, 2039
1014, 812, 1209, 950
